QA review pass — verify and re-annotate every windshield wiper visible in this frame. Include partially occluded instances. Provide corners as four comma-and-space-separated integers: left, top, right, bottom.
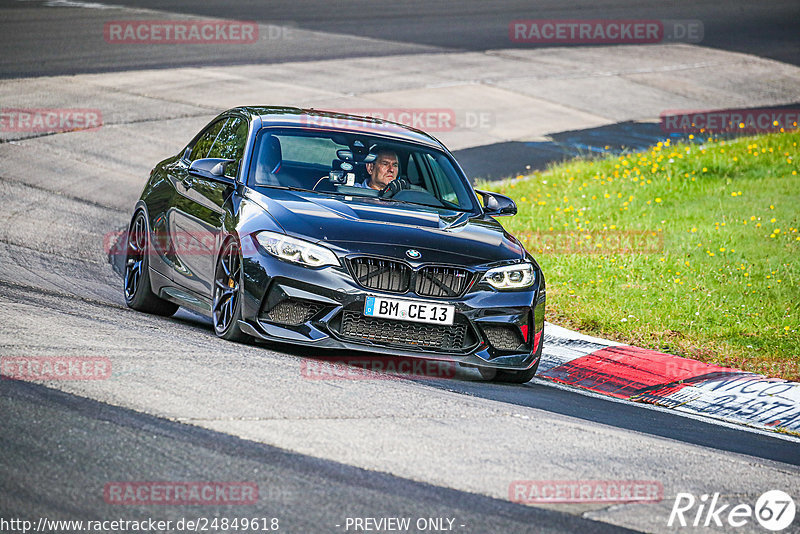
377, 197, 472, 213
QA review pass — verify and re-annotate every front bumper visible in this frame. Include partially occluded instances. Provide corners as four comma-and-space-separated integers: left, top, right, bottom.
238, 237, 545, 371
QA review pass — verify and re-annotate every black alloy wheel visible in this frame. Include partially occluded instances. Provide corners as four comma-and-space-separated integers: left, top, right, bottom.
212, 239, 251, 342
124, 211, 178, 316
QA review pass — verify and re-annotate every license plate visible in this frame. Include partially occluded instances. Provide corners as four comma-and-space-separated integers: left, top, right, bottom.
364, 296, 454, 326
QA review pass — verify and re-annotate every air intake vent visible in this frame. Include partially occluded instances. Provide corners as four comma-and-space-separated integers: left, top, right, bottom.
261, 298, 323, 326
339, 311, 467, 351
482, 325, 524, 351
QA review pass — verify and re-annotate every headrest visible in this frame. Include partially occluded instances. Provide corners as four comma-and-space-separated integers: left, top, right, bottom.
254, 135, 282, 185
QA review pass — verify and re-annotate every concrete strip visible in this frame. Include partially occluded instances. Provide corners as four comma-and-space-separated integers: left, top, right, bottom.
3, 44, 799, 153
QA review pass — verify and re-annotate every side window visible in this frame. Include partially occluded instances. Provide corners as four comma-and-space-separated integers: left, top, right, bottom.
208, 117, 248, 178
188, 120, 225, 162
424, 153, 462, 207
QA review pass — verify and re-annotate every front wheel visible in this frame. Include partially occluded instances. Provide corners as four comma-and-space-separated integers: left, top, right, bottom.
212, 239, 251, 343
491, 361, 540, 384
479, 358, 539, 384
123, 211, 179, 316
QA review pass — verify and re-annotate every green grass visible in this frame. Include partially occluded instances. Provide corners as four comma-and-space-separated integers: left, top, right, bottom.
479, 131, 800, 381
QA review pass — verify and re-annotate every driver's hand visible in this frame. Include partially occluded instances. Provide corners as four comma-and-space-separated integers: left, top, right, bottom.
379, 178, 411, 197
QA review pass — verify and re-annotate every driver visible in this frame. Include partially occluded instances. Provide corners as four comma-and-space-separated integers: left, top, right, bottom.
354, 149, 399, 190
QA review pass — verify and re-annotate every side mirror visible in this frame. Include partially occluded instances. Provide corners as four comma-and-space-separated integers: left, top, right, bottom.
475, 190, 517, 216
188, 158, 236, 184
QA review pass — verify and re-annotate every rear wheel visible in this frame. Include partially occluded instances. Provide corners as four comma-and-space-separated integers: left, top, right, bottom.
212, 239, 251, 343
124, 211, 179, 316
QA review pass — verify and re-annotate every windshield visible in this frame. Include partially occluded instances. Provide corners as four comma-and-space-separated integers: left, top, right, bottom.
247, 128, 478, 212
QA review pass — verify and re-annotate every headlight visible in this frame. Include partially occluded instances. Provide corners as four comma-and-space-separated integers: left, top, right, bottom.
482, 263, 535, 290
254, 231, 339, 268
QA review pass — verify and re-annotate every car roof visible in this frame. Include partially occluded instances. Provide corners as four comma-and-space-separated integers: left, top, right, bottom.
231, 106, 445, 149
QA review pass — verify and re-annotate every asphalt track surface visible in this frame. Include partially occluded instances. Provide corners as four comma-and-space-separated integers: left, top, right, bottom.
1, 2, 800, 533
1, 0, 799, 78
2, 379, 635, 534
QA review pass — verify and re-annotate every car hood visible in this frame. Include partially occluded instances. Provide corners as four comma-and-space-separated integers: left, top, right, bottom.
246, 188, 525, 264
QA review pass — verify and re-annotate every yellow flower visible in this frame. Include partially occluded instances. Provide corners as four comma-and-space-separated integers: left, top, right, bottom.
655, 198, 662, 203
690, 227, 697, 233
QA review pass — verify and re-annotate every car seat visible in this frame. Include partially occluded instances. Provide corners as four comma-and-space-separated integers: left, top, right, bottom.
253, 135, 282, 186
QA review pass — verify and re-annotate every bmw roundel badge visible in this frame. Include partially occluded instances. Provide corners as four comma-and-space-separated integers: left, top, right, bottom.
406, 249, 421, 259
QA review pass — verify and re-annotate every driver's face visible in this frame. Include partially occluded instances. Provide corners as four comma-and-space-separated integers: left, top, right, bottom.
367, 152, 399, 190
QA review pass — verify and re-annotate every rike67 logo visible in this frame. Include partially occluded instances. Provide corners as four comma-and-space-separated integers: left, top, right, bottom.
669, 490, 795, 531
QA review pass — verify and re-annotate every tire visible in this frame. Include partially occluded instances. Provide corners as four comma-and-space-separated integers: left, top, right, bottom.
124, 211, 179, 316
212, 238, 252, 343
489, 358, 540, 384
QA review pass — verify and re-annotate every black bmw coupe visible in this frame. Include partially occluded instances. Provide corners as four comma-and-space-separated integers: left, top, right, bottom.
124, 107, 545, 382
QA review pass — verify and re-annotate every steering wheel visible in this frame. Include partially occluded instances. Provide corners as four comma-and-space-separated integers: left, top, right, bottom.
378, 178, 411, 198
